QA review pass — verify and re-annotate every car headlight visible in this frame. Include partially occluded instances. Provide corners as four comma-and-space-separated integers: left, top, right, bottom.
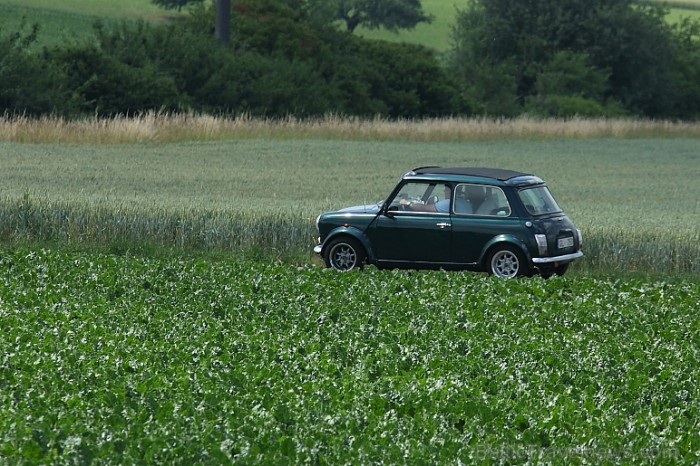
576, 229, 583, 248
315, 214, 321, 231
535, 234, 548, 255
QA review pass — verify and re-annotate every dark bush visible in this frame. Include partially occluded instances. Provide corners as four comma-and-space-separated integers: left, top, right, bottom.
450, 0, 700, 118
3, 0, 698, 119
0, 24, 75, 116
50, 44, 182, 116
195, 50, 338, 116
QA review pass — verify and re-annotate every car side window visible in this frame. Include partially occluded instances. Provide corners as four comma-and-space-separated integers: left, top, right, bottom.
393, 182, 430, 205
430, 183, 451, 213
455, 184, 511, 216
388, 182, 451, 213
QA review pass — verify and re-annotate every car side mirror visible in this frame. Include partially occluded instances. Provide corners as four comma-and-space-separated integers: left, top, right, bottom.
383, 205, 398, 217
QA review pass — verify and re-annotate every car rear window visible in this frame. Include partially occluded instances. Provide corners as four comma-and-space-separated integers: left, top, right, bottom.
518, 186, 562, 215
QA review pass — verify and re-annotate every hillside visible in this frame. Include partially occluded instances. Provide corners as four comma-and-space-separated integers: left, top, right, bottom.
0, 0, 183, 48
0, 0, 176, 20
358, 0, 700, 52
356, 0, 458, 52
1, 0, 698, 51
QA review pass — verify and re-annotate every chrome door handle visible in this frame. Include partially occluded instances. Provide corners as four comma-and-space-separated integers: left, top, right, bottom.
436, 222, 451, 229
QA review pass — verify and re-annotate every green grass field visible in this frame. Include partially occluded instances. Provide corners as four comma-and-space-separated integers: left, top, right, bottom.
356, 0, 458, 52
2, 0, 697, 52
0, 0, 177, 20
0, 0, 183, 48
357, 0, 700, 52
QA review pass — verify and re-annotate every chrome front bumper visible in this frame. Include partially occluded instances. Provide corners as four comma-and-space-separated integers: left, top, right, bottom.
532, 251, 583, 264
313, 244, 322, 254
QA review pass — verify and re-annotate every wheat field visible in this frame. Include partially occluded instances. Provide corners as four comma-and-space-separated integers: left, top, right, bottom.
1, 114, 699, 274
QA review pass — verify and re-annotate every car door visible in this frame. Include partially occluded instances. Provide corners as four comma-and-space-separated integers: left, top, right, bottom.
369, 182, 453, 264
450, 184, 522, 264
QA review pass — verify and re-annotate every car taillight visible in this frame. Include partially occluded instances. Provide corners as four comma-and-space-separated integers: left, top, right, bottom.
535, 234, 548, 255
576, 229, 583, 248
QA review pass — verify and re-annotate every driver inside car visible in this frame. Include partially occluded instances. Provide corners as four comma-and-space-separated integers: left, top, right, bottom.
400, 185, 471, 213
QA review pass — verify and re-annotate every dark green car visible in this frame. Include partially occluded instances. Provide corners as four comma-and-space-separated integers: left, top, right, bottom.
314, 167, 583, 277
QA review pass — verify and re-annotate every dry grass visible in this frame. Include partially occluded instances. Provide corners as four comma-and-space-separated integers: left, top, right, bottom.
2, 112, 700, 144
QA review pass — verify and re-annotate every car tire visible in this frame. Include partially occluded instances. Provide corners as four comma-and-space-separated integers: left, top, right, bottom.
324, 237, 366, 271
487, 245, 530, 278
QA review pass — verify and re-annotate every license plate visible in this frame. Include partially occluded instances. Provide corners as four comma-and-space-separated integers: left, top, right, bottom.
557, 237, 574, 249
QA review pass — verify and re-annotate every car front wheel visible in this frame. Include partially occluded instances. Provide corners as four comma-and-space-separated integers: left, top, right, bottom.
324, 237, 366, 271
487, 245, 530, 278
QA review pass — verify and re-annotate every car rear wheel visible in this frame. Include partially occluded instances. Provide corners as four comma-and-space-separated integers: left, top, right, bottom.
487, 245, 530, 278
324, 237, 366, 271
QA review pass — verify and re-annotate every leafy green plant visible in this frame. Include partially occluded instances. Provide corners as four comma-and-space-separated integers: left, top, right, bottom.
0, 248, 698, 463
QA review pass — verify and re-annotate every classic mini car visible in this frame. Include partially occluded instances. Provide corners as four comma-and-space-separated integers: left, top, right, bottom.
313, 167, 583, 278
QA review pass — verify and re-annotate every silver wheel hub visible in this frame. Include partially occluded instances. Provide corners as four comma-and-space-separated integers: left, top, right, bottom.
331, 244, 356, 270
492, 251, 519, 278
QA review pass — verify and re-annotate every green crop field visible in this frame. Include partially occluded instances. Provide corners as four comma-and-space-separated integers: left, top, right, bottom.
1, 248, 698, 464
1, 1, 699, 463
1, 133, 699, 274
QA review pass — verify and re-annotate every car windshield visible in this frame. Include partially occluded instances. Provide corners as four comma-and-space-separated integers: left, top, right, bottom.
518, 186, 562, 215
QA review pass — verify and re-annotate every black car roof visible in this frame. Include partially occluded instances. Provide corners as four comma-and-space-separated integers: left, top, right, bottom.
411, 167, 532, 181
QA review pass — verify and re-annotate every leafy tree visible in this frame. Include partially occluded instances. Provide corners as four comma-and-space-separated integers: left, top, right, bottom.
304, 0, 432, 32
666, 18, 700, 119
151, 0, 204, 11
0, 22, 75, 115
450, 0, 693, 117
525, 51, 626, 117
232, 0, 324, 59
182, 0, 463, 116
349, 39, 466, 117
196, 50, 338, 116
52, 44, 181, 115
46, 21, 183, 116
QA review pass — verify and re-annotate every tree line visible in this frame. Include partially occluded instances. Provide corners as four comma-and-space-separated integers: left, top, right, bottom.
1, 0, 699, 120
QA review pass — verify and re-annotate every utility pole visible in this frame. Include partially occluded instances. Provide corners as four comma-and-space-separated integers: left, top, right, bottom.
216, 0, 231, 45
